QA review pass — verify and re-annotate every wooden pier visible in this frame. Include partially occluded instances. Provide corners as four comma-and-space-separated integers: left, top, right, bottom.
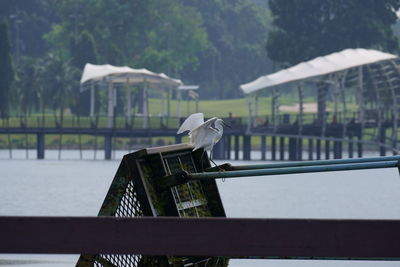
0, 120, 395, 160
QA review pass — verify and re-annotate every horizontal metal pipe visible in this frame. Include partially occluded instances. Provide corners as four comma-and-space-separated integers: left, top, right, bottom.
2, 216, 400, 260
187, 161, 399, 181
231, 155, 400, 171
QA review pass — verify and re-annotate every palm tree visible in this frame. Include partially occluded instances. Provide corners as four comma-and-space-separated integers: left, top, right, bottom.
37, 53, 79, 127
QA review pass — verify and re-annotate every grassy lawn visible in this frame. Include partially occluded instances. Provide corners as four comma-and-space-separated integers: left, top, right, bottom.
0, 96, 370, 150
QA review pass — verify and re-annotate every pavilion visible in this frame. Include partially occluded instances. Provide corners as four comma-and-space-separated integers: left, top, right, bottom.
80, 63, 196, 128
240, 48, 400, 152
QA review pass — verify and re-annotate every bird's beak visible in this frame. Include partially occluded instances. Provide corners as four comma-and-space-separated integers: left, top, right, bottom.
222, 121, 232, 128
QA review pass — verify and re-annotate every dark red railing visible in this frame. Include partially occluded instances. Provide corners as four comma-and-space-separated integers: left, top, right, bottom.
1, 216, 400, 260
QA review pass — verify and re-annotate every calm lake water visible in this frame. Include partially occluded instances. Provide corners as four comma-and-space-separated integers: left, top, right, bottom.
1, 149, 400, 267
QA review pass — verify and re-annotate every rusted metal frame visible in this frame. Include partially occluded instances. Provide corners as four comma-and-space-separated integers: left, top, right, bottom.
338, 70, 348, 139
245, 95, 253, 133
297, 83, 304, 159
317, 81, 329, 138
389, 60, 400, 153
2, 216, 400, 260
272, 87, 280, 132
357, 66, 365, 143
366, 64, 384, 144
254, 93, 259, 127
375, 61, 399, 154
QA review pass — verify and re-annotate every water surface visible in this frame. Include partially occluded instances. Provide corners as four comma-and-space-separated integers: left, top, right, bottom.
0, 150, 399, 266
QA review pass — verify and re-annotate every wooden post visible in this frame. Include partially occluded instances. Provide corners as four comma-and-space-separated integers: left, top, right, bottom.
333, 141, 342, 159
297, 137, 303, 161
357, 134, 363, 158
261, 135, 266, 160
175, 135, 182, 144
104, 135, 112, 160
380, 127, 386, 156
37, 133, 45, 159
308, 138, 313, 160
226, 135, 231, 160
316, 139, 321, 160
213, 137, 225, 160
289, 138, 297, 161
243, 135, 251, 160
280, 136, 285, 161
348, 136, 354, 158
271, 136, 276, 161
235, 135, 239, 160
325, 140, 330, 159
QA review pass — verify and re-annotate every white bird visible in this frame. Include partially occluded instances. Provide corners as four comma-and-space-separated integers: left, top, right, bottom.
177, 113, 230, 166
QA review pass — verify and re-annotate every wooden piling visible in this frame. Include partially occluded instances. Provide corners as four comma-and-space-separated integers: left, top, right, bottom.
243, 135, 251, 160
37, 133, 45, 159
280, 137, 285, 161
297, 137, 303, 161
271, 136, 276, 161
325, 140, 330, 159
357, 135, 363, 158
379, 128, 386, 156
348, 137, 354, 158
235, 135, 239, 160
226, 135, 231, 160
261, 135, 266, 161
333, 141, 342, 159
289, 138, 297, 161
105, 135, 112, 160
308, 138, 313, 160
316, 139, 321, 160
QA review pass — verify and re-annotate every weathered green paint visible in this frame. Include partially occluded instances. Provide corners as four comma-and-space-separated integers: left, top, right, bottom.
77, 144, 228, 267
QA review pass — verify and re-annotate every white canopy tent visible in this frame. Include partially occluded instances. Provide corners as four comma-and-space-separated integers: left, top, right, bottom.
80, 63, 182, 128
240, 48, 397, 94
239, 48, 400, 152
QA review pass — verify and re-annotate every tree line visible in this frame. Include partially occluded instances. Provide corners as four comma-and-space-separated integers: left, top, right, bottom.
0, 0, 272, 120
1, 0, 400, 119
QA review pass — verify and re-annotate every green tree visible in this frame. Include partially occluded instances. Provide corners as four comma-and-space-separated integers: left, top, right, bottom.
0, 0, 57, 58
45, 0, 207, 73
70, 30, 99, 115
183, 0, 273, 99
15, 57, 41, 116
267, 0, 400, 66
0, 19, 15, 118
37, 53, 79, 126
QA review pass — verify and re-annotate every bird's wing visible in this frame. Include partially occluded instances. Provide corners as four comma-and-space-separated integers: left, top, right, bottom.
192, 117, 218, 132
191, 117, 219, 151
177, 113, 204, 134
192, 126, 219, 151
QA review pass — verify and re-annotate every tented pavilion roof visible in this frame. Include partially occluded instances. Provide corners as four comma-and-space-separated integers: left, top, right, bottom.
239, 48, 400, 152
79, 63, 183, 128
80, 63, 182, 88
240, 48, 397, 95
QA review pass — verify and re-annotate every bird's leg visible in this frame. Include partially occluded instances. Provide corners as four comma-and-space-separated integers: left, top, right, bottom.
209, 151, 218, 168
209, 149, 226, 182
209, 149, 225, 172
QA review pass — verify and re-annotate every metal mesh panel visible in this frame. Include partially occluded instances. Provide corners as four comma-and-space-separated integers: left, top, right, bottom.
115, 180, 143, 217
93, 179, 144, 267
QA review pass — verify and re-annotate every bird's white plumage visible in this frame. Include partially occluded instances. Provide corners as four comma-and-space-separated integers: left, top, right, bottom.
177, 113, 204, 134
191, 117, 219, 151
177, 113, 227, 154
